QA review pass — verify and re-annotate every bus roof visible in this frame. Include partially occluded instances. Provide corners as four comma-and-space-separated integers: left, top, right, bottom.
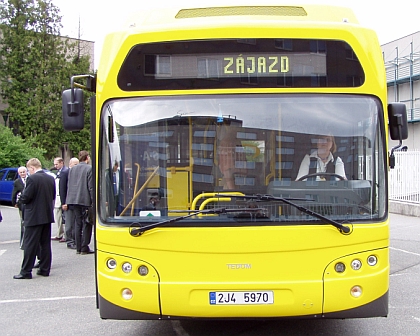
97, 4, 383, 98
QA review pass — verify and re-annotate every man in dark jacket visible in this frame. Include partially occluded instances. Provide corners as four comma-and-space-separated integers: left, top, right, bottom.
66, 151, 93, 254
13, 158, 55, 279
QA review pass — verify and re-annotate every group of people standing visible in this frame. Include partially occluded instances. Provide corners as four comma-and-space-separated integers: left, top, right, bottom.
12, 150, 93, 280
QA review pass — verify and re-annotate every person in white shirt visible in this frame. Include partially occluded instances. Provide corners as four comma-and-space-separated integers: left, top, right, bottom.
51, 157, 68, 242
12, 166, 27, 248
296, 135, 347, 181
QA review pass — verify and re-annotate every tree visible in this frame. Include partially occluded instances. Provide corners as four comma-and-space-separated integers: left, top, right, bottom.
0, 0, 92, 159
0, 124, 50, 168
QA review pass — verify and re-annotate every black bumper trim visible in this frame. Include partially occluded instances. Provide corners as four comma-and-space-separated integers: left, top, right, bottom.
99, 296, 161, 320
98, 291, 388, 320
322, 291, 388, 319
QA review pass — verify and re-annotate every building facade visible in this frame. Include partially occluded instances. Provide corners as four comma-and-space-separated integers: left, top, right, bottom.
382, 31, 420, 150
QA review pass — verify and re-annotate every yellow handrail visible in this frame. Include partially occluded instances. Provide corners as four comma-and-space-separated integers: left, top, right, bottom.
198, 197, 231, 216
130, 163, 141, 216
191, 191, 244, 210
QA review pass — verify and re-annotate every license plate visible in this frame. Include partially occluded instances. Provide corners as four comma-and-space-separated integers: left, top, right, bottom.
209, 291, 274, 305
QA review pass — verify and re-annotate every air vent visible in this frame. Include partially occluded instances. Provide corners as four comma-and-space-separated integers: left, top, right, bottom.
176, 6, 307, 19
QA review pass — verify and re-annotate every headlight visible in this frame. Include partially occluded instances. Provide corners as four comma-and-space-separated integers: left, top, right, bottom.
351, 259, 362, 271
138, 265, 149, 276
350, 285, 363, 298
122, 262, 132, 273
367, 255, 378, 266
122, 288, 133, 300
106, 258, 117, 269
334, 262, 346, 273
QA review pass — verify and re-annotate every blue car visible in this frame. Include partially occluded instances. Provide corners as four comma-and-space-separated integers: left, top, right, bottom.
0, 167, 18, 203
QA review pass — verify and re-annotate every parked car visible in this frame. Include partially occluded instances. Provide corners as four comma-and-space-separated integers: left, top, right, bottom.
0, 167, 18, 203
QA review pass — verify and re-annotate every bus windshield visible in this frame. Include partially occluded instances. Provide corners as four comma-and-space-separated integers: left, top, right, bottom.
99, 94, 385, 226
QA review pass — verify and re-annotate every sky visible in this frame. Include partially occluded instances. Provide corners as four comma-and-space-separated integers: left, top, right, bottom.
52, 0, 420, 69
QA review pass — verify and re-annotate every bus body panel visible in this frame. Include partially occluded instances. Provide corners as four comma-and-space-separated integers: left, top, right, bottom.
96, 223, 388, 318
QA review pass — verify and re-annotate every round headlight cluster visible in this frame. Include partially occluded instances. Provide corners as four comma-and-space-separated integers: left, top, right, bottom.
106, 258, 149, 277
105, 259, 151, 302
334, 255, 378, 274
331, 255, 379, 300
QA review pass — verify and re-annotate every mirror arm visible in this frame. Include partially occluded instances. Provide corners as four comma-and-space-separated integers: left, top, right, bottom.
389, 116, 403, 169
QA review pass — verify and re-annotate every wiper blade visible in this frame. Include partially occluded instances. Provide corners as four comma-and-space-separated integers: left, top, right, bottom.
217, 194, 352, 234
129, 207, 265, 236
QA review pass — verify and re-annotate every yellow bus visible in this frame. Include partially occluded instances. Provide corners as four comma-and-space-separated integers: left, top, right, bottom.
62, 5, 408, 320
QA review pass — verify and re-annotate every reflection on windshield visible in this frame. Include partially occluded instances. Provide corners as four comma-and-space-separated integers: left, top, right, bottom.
99, 94, 385, 225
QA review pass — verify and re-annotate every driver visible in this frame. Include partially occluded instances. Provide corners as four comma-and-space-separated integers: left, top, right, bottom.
295, 134, 347, 181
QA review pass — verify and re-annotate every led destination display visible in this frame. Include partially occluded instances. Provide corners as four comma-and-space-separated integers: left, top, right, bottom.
146, 53, 327, 79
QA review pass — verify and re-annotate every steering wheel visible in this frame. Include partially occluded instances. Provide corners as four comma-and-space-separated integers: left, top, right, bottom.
297, 172, 346, 181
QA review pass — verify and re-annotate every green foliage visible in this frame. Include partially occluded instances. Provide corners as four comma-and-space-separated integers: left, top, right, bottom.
0, 0, 92, 160
0, 124, 50, 168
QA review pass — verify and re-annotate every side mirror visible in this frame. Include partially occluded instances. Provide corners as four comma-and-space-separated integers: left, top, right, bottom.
62, 88, 84, 131
388, 103, 408, 140
388, 103, 409, 169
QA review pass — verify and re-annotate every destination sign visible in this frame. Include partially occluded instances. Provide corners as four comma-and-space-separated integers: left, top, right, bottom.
118, 39, 365, 90
146, 53, 327, 79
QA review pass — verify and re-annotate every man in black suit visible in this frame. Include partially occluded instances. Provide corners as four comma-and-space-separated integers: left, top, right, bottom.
11, 166, 27, 248
66, 151, 93, 255
13, 158, 55, 279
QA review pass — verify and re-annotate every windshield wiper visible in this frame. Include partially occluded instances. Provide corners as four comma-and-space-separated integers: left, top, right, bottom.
129, 207, 265, 236
216, 194, 351, 234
